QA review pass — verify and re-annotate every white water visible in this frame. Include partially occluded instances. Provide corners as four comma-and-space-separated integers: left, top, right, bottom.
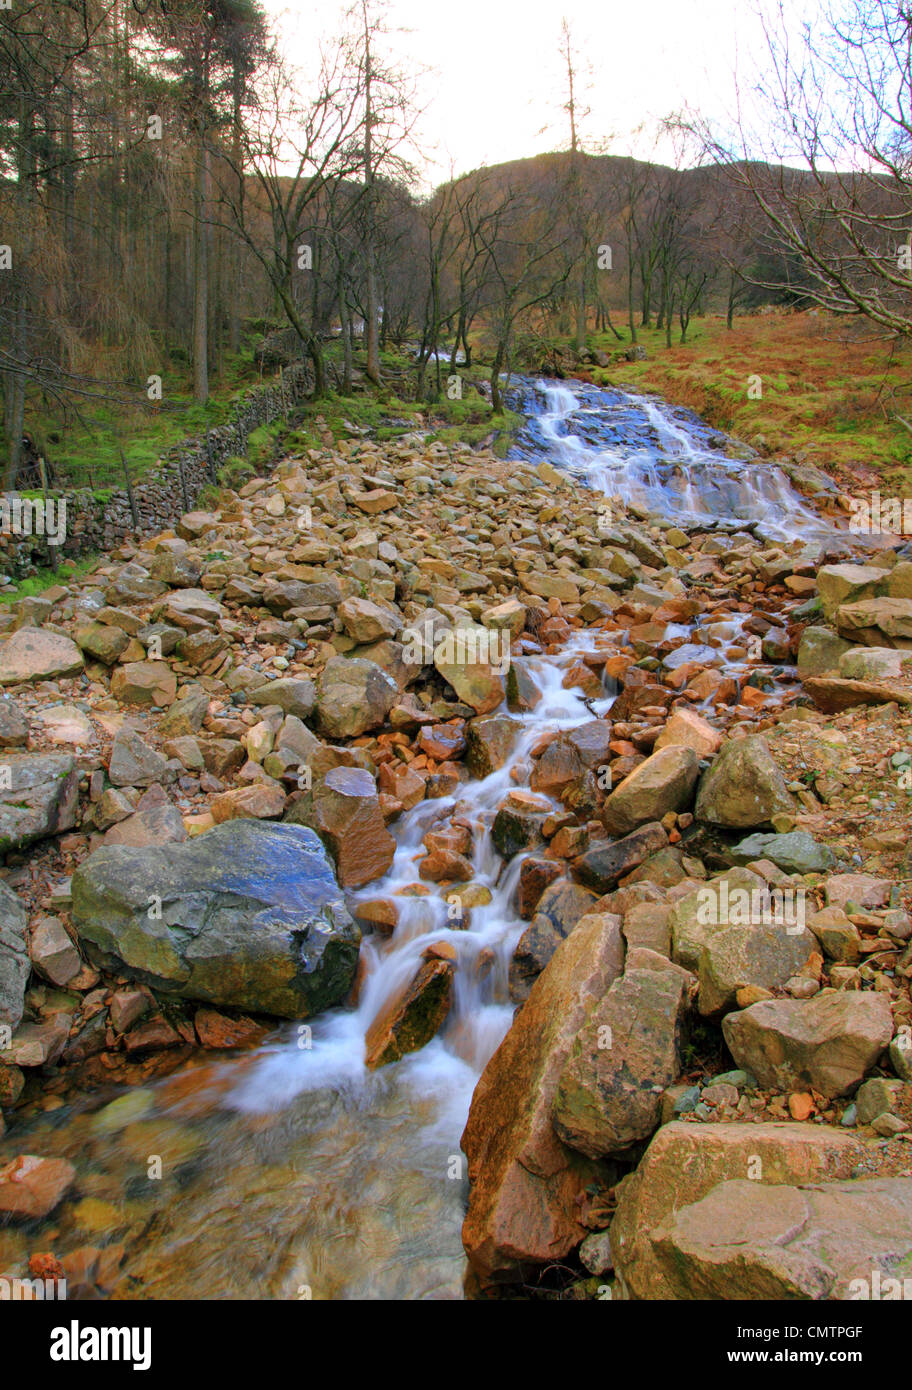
229, 632, 615, 1116
529, 378, 828, 541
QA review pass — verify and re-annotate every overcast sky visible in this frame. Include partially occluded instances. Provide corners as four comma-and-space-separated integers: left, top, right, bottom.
260, 0, 791, 185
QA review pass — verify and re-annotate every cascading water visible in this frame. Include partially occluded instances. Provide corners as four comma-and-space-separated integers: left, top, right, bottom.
507, 376, 832, 542
0, 374, 829, 1300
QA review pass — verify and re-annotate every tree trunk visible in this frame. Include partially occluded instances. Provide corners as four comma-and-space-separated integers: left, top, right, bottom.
193, 139, 210, 403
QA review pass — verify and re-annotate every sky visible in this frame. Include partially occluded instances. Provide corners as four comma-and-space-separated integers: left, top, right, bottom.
260, 0, 790, 187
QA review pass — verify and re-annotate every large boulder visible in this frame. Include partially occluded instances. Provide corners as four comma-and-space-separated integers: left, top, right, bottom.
601, 746, 699, 837
650, 1175, 912, 1300
461, 911, 625, 1286
0, 627, 83, 684
722, 991, 894, 1097
314, 657, 397, 739
552, 963, 687, 1158
694, 734, 794, 830
0, 751, 79, 853
0, 880, 28, 1029
248, 678, 316, 720
697, 918, 817, 1017
573, 822, 667, 894
70, 821, 360, 1019
610, 1120, 869, 1298
836, 596, 912, 648
796, 626, 852, 678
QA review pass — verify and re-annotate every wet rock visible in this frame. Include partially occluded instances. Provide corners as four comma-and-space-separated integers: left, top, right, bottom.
553, 963, 687, 1158
0, 627, 84, 684
288, 765, 395, 889
0, 880, 28, 1028
516, 857, 563, 918
491, 791, 551, 858
565, 719, 614, 770
573, 822, 668, 894
509, 886, 603, 1002
0, 751, 79, 852
417, 724, 467, 761
461, 911, 624, 1286
364, 957, 454, 1068
71, 821, 360, 1019
722, 991, 894, 1097
601, 746, 699, 837
315, 657, 398, 739
0, 1154, 76, 1220
194, 1008, 265, 1049
465, 715, 522, 777
694, 734, 794, 830
610, 1120, 868, 1299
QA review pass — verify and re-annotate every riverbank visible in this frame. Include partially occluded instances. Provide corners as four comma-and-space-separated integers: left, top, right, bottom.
0, 382, 910, 1299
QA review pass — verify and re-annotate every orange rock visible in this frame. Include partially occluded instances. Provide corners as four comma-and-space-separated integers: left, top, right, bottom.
364, 957, 453, 1068
0, 1155, 76, 1220
788, 1091, 816, 1121
194, 1008, 265, 1049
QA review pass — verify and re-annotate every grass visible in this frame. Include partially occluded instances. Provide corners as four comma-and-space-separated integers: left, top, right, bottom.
0, 552, 101, 603
578, 312, 912, 494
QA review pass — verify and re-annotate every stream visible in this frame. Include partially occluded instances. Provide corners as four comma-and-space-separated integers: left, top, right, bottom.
0, 377, 829, 1300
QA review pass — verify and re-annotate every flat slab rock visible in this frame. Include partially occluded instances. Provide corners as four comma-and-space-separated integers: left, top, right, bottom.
70, 820, 361, 1019
0, 627, 84, 684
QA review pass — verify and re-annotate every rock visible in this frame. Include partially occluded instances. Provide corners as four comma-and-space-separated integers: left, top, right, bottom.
288, 765, 396, 889
695, 735, 794, 830
649, 1174, 912, 1299
71, 821, 360, 1019
0, 697, 29, 747
417, 724, 467, 762
855, 1077, 902, 1126
75, 621, 130, 664
194, 1008, 264, 1049
836, 596, 912, 646
654, 709, 722, 759
109, 989, 151, 1033
565, 720, 614, 770
669, 869, 768, 971
35, 703, 92, 746
509, 885, 603, 1002
491, 791, 551, 859
890, 1030, 912, 1081
839, 646, 906, 680
601, 747, 699, 837
0, 881, 28, 1029
466, 716, 521, 777
802, 676, 912, 713
722, 991, 894, 1097
573, 821, 668, 893
461, 911, 625, 1286
158, 588, 223, 631
433, 641, 505, 715
610, 1120, 868, 1298
482, 598, 526, 635
0, 751, 79, 852
108, 729, 168, 787
315, 657, 397, 738
210, 783, 286, 824
553, 963, 687, 1158
248, 679, 316, 720
816, 563, 884, 619
729, 831, 835, 875
796, 626, 852, 678
110, 661, 177, 708
0, 1154, 76, 1220
826, 873, 890, 911
697, 918, 817, 1018
364, 957, 454, 1068
337, 596, 401, 643
0, 627, 83, 684
578, 1230, 613, 1276
28, 915, 80, 986
806, 906, 861, 963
